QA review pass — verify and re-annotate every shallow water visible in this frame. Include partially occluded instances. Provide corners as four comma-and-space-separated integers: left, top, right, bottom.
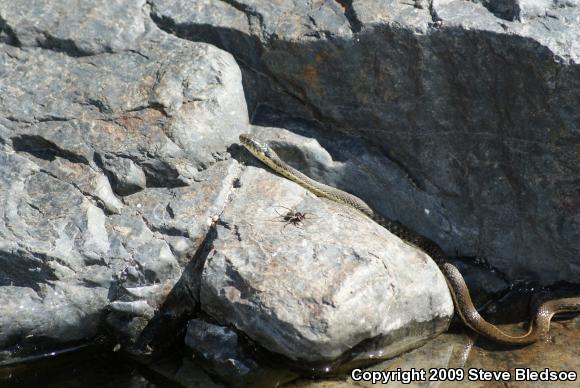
288, 289, 580, 388
0, 346, 178, 388
289, 320, 579, 387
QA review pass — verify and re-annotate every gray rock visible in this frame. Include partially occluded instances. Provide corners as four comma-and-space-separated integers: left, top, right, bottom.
98, 155, 147, 196
0, 0, 149, 56
186, 320, 258, 380
245, 122, 511, 300
149, 0, 354, 42
0, 0, 249, 360
185, 319, 300, 386
475, 0, 559, 22
122, 160, 240, 246
185, 319, 303, 387
148, 0, 580, 286
245, 124, 453, 254
201, 165, 453, 363
0, 152, 110, 353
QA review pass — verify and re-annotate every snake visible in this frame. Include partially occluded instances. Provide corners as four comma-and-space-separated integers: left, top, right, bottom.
239, 133, 580, 345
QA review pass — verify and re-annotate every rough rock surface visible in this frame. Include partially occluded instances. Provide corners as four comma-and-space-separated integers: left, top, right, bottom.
201, 165, 453, 362
149, 0, 580, 286
0, 0, 249, 360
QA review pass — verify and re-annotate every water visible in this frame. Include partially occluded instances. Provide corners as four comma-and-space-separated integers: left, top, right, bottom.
0, 346, 174, 388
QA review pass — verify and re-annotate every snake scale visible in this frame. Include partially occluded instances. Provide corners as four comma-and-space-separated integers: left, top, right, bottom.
240, 133, 580, 345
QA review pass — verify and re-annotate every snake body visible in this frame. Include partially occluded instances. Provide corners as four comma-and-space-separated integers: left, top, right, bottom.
240, 133, 580, 345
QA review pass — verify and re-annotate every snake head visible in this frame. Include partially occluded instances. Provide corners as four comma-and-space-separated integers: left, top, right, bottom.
239, 133, 270, 156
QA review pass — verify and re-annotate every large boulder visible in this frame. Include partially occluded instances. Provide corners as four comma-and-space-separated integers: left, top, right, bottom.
148, 0, 580, 286
201, 161, 453, 363
0, 0, 249, 360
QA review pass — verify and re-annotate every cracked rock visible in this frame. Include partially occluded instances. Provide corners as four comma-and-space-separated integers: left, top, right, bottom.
0, 0, 249, 361
98, 155, 147, 196
0, 0, 150, 56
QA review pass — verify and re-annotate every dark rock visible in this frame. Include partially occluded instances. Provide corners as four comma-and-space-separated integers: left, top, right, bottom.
185, 320, 258, 384
97, 154, 147, 196
185, 319, 300, 387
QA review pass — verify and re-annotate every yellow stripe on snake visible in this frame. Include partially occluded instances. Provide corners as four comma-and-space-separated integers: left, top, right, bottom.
240, 133, 580, 345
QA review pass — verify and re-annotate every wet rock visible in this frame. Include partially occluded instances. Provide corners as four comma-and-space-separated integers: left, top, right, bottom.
185, 320, 259, 382
176, 319, 298, 387
200, 164, 454, 363
451, 259, 509, 306
184, 319, 298, 387
0, 0, 249, 360
288, 314, 580, 387
148, 0, 580, 286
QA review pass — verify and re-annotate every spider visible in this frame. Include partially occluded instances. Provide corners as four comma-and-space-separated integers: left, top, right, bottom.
271, 205, 316, 229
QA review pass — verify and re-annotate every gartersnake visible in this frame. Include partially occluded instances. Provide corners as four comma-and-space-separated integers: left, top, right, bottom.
240, 133, 580, 345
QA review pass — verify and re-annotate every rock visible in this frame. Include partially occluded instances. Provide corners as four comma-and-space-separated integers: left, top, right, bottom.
148, 0, 580, 287
200, 165, 453, 363
451, 259, 509, 307
185, 320, 260, 382
474, 0, 557, 22
245, 121, 454, 256
0, 0, 249, 360
0, 0, 149, 56
185, 319, 298, 387
98, 155, 147, 196
0, 152, 111, 355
